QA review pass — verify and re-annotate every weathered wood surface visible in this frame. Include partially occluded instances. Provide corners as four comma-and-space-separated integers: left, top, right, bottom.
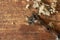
0, 0, 60, 40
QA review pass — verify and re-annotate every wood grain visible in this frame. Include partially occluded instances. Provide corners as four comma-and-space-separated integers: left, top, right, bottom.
0, 0, 59, 40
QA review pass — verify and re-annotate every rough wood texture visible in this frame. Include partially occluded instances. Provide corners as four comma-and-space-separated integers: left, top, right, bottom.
0, 0, 60, 40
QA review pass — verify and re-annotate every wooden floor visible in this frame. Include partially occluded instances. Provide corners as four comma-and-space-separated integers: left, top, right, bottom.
0, 0, 60, 40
